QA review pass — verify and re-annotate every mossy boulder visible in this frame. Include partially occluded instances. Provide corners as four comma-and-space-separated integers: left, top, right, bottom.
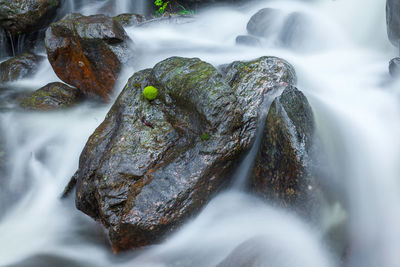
45, 13, 132, 102
18, 82, 84, 110
0, 53, 45, 83
75, 57, 243, 251
0, 0, 61, 36
72, 55, 318, 252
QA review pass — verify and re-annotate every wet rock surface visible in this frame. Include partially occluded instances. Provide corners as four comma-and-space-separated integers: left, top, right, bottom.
73, 55, 317, 251
18, 82, 84, 111
0, 53, 45, 83
0, 0, 61, 36
113, 13, 144, 27
75, 57, 244, 251
45, 13, 132, 102
253, 85, 318, 213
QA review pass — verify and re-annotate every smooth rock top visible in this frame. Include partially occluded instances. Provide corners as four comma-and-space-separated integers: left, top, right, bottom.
247, 8, 282, 38
0, 0, 60, 36
45, 13, 132, 101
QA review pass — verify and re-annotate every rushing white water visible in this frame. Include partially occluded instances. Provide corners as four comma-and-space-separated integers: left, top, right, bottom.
1, 0, 399, 266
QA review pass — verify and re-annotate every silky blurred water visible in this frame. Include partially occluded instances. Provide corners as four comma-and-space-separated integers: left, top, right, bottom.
1, 0, 399, 266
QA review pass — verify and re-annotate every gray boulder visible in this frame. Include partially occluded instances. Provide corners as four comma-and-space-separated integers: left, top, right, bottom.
387, 0, 400, 47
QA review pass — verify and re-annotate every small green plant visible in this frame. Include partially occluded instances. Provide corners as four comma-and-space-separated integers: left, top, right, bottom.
154, 0, 169, 16
143, 86, 158, 101
200, 132, 210, 141
178, 4, 194, 15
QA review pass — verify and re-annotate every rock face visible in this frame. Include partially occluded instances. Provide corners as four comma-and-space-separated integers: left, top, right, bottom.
0, 0, 60, 36
0, 53, 44, 83
45, 14, 132, 102
387, 0, 400, 47
73, 55, 316, 251
18, 82, 84, 110
253, 85, 317, 212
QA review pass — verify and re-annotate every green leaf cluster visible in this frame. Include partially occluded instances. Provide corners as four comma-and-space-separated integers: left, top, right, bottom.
154, 0, 169, 16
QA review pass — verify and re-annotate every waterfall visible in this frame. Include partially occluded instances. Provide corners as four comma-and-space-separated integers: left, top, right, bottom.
1, 0, 399, 266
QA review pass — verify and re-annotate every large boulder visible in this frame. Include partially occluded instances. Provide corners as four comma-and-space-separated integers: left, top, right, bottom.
75, 57, 244, 251
253, 85, 318, 213
18, 82, 84, 110
0, 0, 61, 36
73, 56, 315, 252
387, 0, 400, 47
45, 13, 132, 102
0, 52, 45, 83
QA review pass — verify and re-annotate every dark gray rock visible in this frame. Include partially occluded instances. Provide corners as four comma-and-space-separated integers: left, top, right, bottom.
387, 0, 400, 47
75, 57, 244, 251
45, 13, 132, 102
247, 8, 283, 38
0, 53, 45, 83
18, 82, 84, 110
0, 0, 61, 36
253, 85, 318, 213
235, 35, 260, 47
72, 55, 318, 252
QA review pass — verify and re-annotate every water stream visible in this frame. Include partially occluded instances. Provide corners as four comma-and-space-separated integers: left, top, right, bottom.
1, 0, 399, 266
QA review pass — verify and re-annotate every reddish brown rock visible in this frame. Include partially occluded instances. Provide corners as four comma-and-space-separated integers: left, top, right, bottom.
44, 14, 132, 102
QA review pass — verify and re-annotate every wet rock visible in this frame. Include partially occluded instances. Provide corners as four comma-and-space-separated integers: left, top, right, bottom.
0, 0, 61, 36
247, 8, 283, 38
0, 53, 45, 83
221, 56, 297, 148
235, 35, 260, 47
73, 55, 305, 252
45, 13, 132, 102
75, 57, 244, 251
389, 57, 400, 77
387, 0, 400, 47
137, 15, 195, 28
18, 82, 84, 110
113, 13, 144, 27
253, 85, 317, 212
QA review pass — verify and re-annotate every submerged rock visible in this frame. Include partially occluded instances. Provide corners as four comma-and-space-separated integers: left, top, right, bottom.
45, 13, 132, 102
247, 8, 283, 38
253, 86, 318, 212
0, 0, 60, 36
113, 13, 144, 27
387, 0, 400, 47
389, 57, 400, 77
0, 53, 45, 83
235, 35, 260, 47
18, 82, 84, 111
